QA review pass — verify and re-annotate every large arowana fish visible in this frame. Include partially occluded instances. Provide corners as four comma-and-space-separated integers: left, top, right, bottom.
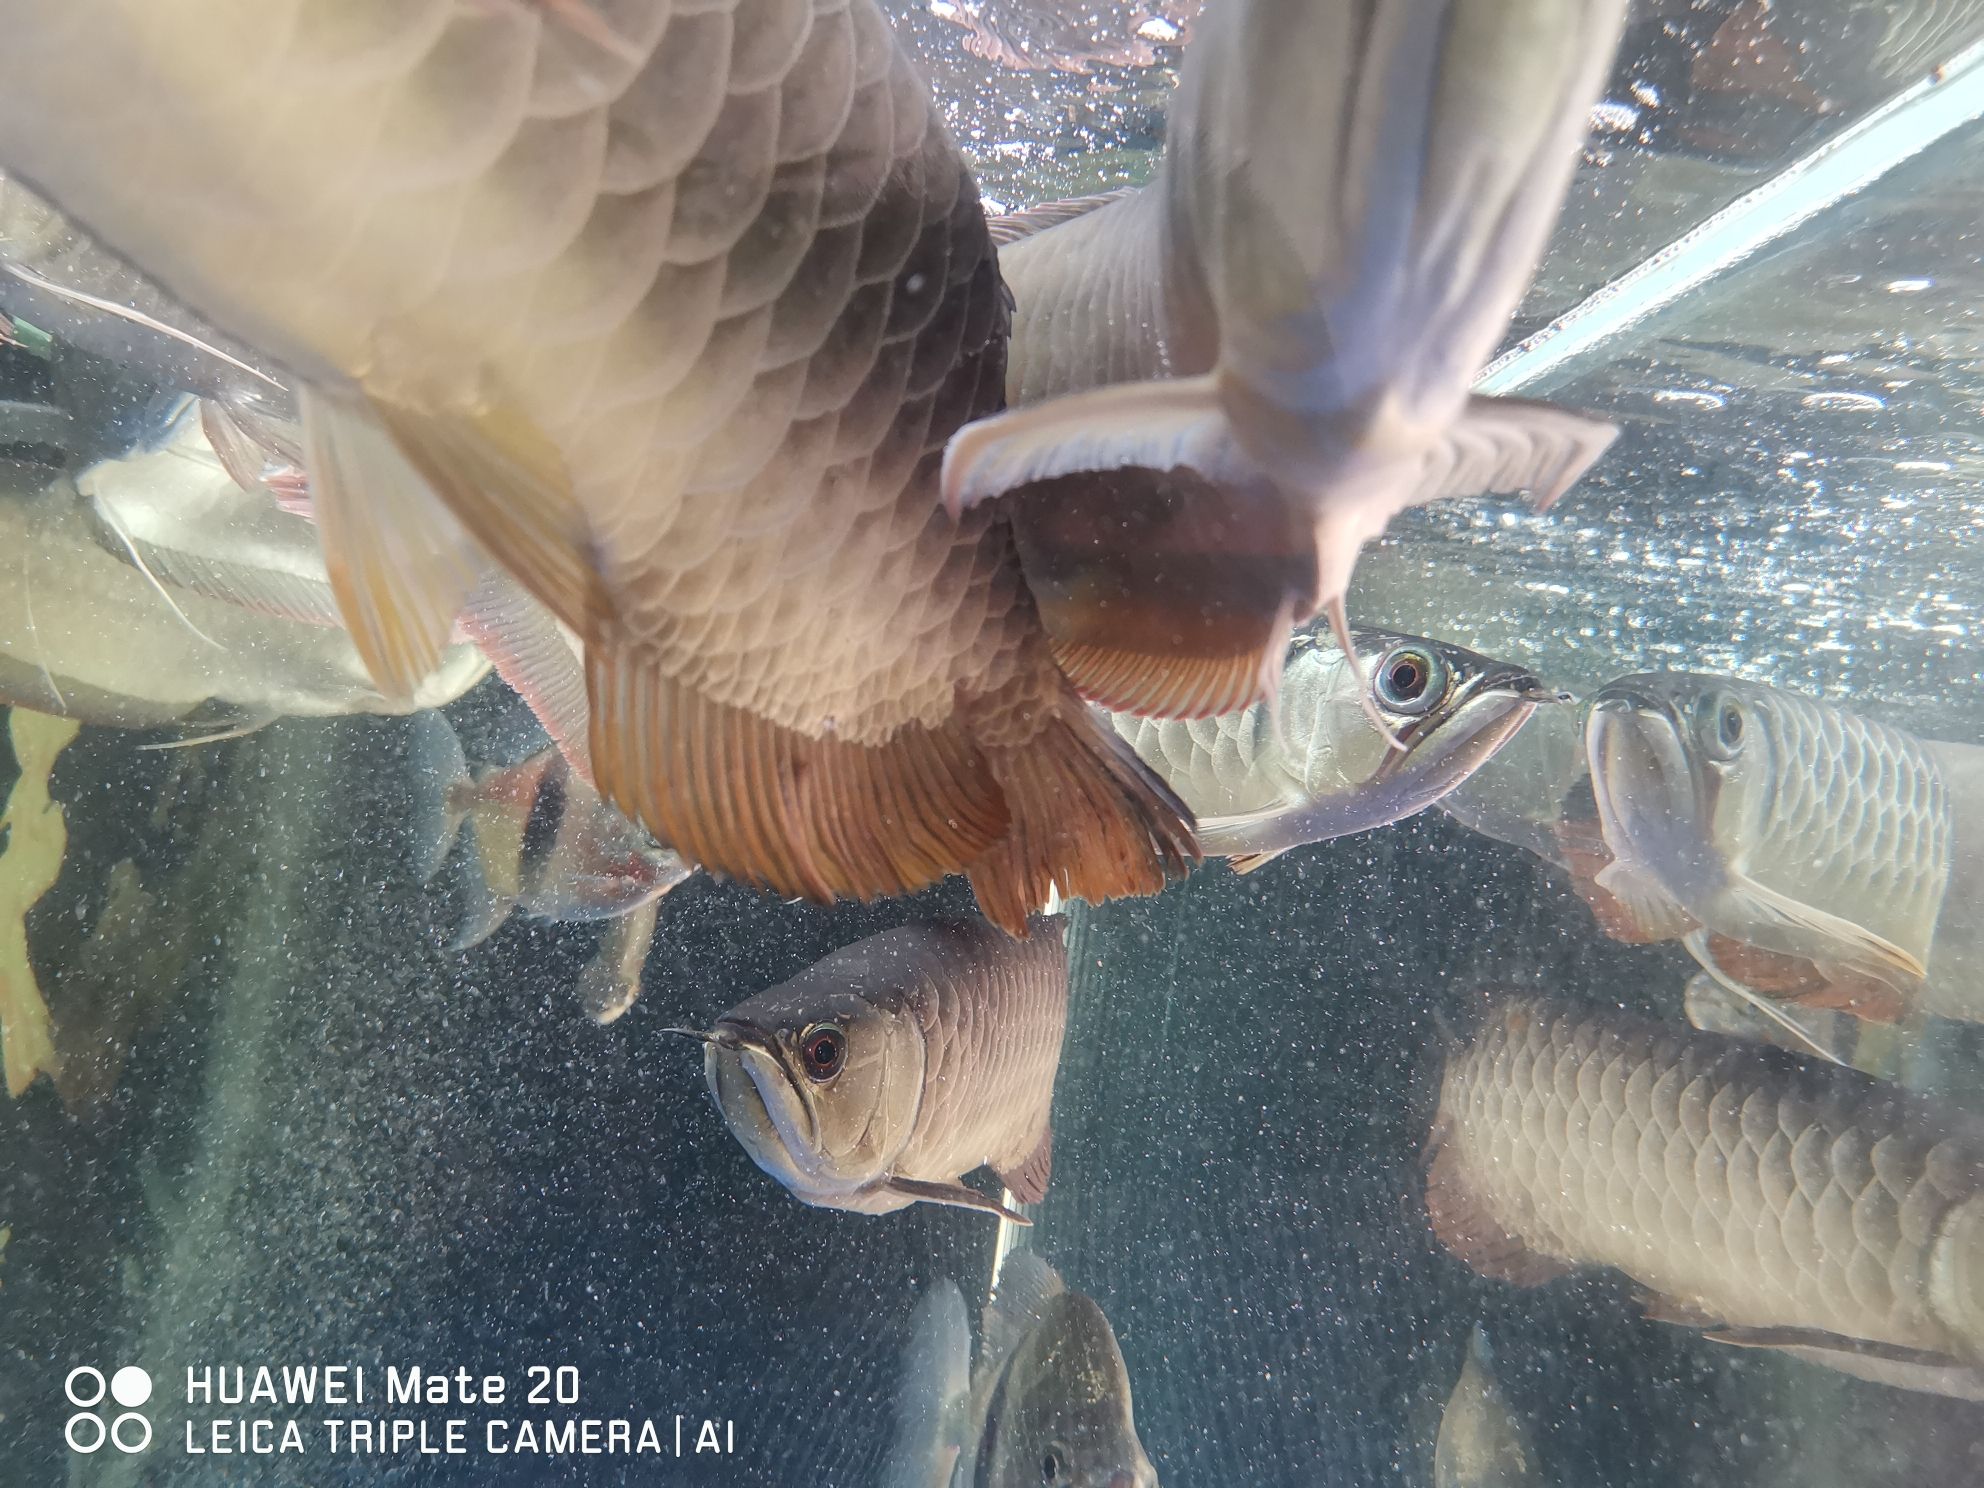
1426, 995, 1984, 1400
0, 0, 1195, 934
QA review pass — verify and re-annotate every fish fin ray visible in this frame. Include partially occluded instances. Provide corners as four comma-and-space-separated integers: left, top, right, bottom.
1705, 1330, 1984, 1400
1227, 847, 1294, 875
1683, 933, 1851, 1065
586, 645, 1010, 912
301, 386, 487, 697
983, 1253, 1065, 1369
940, 374, 1249, 517
1423, 1113, 1574, 1287
1424, 397, 1618, 512
994, 1123, 1053, 1206
964, 677, 1199, 934
366, 390, 606, 643
880, 1177, 1029, 1224
987, 187, 1141, 247
458, 572, 594, 784
1723, 870, 1927, 988
1051, 640, 1276, 719
1586, 852, 1697, 943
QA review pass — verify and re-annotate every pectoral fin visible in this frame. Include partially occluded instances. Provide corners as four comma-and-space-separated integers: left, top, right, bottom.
1423, 397, 1619, 512
301, 386, 488, 698
1697, 1326, 1984, 1401
939, 374, 1250, 517
993, 1124, 1053, 1205
1723, 870, 1927, 990
458, 573, 593, 784
881, 1177, 1032, 1225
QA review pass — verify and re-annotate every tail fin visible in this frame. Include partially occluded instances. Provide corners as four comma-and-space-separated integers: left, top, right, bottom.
407, 711, 472, 885
965, 670, 1200, 935
880, 1281, 974, 1488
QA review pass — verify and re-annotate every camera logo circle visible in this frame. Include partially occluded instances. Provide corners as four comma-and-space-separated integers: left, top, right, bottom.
65, 1365, 152, 1454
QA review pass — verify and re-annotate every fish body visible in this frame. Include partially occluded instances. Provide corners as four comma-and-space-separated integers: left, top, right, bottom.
943, 0, 1625, 718
0, 0, 1195, 932
1434, 1327, 1539, 1488
684, 918, 1065, 1220
969, 1255, 1160, 1488
1587, 673, 1954, 1020
1109, 628, 1550, 865
410, 712, 690, 947
1426, 996, 1984, 1399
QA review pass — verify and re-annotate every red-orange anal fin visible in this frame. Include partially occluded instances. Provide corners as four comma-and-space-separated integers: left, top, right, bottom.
1423, 1114, 1575, 1288
585, 643, 1010, 911
965, 675, 1200, 936
995, 1123, 1053, 1206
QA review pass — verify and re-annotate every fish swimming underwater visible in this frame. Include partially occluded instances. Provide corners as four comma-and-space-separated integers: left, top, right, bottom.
1585, 673, 1956, 1023
1425, 995, 1984, 1400
0, 0, 1196, 933
886, 1254, 1160, 1488
1109, 629, 1556, 870
1434, 1326, 1539, 1488
943, 0, 1626, 721
1, 403, 489, 730
671, 917, 1065, 1221
410, 713, 694, 1022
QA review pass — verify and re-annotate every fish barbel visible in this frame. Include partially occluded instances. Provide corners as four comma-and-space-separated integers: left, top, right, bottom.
943, 0, 1626, 720
1425, 995, 1984, 1399
670, 917, 1065, 1221
1586, 673, 1954, 1021
0, 0, 1196, 933
1108, 628, 1554, 869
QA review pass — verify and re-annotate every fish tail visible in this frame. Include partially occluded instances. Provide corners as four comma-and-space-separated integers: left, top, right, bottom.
407, 711, 474, 886
963, 662, 1201, 936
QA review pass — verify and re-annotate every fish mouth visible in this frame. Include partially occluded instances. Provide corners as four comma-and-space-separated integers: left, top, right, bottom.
1585, 684, 1718, 886
1369, 660, 1552, 792
688, 1018, 822, 1173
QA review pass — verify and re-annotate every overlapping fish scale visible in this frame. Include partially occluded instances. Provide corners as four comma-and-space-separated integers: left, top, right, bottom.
1435, 998, 1984, 1357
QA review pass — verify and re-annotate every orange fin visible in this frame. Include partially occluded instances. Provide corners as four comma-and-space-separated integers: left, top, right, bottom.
995, 1123, 1053, 1206
1009, 465, 1316, 718
965, 676, 1200, 934
1423, 1114, 1574, 1288
586, 644, 1010, 908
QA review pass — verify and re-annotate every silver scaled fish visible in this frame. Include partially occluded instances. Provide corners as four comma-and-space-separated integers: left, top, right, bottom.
670, 917, 1065, 1221
886, 1254, 1160, 1488
0, 0, 1196, 934
1108, 629, 1555, 870
942, 0, 1626, 720
1586, 673, 1956, 1023
1425, 996, 1984, 1400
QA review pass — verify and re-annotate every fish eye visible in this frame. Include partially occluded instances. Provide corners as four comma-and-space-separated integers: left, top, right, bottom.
1372, 647, 1446, 715
1702, 696, 1746, 760
798, 1024, 846, 1082
1042, 1445, 1067, 1482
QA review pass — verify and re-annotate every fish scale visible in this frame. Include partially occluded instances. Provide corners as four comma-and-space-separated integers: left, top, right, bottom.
1428, 998, 1984, 1395
0, 0, 1197, 928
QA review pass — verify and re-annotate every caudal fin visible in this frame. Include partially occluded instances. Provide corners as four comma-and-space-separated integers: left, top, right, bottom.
407, 711, 472, 885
